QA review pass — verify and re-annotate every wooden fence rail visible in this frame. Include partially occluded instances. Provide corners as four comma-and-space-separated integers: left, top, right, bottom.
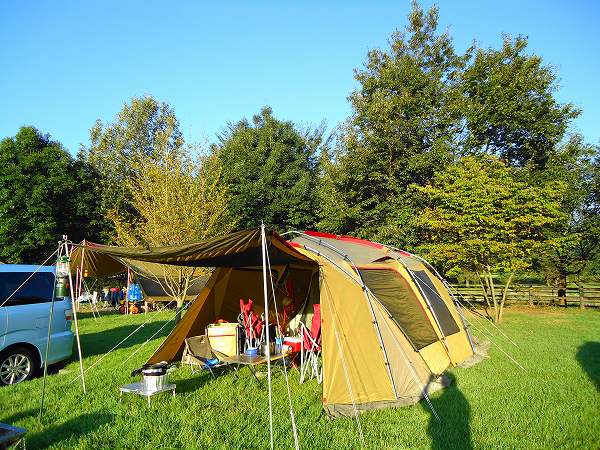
450, 284, 600, 308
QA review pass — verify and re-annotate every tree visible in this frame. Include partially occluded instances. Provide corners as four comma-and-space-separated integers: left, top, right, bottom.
320, 3, 582, 250
109, 125, 234, 321
415, 156, 564, 322
319, 2, 466, 245
85, 95, 184, 239
532, 136, 600, 304
459, 35, 580, 168
215, 106, 322, 231
0, 126, 104, 263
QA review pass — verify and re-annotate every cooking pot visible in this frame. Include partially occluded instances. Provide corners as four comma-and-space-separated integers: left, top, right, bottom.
141, 362, 168, 376
140, 362, 168, 391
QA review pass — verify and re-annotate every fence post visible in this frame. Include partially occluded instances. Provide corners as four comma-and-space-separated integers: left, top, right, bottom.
528, 286, 533, 307
579, 284, 586, 310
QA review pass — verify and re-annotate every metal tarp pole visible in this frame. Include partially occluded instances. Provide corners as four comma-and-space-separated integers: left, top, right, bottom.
39, 241, 62, 420
68, 245, 86, 393
261, 223, 274, 450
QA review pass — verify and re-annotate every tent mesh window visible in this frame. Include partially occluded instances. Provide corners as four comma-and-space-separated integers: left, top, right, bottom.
409, 270, 460, 336
358, 269, 439, 350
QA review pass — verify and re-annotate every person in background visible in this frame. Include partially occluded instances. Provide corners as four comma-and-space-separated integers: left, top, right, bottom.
110, 287, 119, 307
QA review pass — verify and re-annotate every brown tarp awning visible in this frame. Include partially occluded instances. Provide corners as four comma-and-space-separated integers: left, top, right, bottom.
74, 228, 315, 270
70, 242, 127, 278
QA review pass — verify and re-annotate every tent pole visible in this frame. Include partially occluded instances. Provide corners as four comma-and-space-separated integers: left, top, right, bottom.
39, 240, 63, 420
68, 243, 86, 393
78, 241, 87, 312
264, 248, 300, 450
126, 267, 131, 315
75, 266, 80, 309
261, 223, 274, 450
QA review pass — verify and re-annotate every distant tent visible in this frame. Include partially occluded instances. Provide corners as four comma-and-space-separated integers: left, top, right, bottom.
79, 228, 477, 417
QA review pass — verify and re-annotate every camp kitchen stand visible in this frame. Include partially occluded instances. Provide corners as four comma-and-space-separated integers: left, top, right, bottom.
119, 381, 176, 406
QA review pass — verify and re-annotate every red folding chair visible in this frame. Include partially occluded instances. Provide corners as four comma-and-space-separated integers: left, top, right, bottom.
300, 304, 322, 384
239, 298, 263, 352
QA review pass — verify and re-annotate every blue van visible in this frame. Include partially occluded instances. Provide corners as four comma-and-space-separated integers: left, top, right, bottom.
0, 265, 74, 385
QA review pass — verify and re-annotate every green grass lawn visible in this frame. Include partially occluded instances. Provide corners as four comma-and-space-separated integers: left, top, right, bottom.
1, 306, 599, 449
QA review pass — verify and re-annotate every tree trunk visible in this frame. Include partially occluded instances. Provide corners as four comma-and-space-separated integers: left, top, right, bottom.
487, 266, 499, 323
578, 283, 586, 310
497, 272, 514, 324
175, 298, 183, 323
477, 272, 492, 319
557, 271, 567, 307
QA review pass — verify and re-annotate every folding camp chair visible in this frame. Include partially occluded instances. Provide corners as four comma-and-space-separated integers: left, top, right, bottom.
182, 335, 222, 378
299, 304, 322, 384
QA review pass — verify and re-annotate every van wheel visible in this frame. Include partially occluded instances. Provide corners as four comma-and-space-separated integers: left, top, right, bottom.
0, 347, 37, 386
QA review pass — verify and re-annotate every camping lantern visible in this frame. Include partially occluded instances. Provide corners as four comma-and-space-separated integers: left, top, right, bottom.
54, 256, 71, 298
56, 256, 70, 278
54, 277, 69, 298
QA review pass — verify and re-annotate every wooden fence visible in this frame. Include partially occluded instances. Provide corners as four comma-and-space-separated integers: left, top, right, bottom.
450, 283, 600, 308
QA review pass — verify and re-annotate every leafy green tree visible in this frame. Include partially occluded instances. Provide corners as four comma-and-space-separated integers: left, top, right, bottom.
109, 125, 234, 321
320, 2, 582, 251
0, 127, 104, 263
532, 136, 600, 303
85, 95, 184, 238
415, 156, 564, 322
215, 106, 322, 231
459, 36, 580, 168
319, 2, 466, 245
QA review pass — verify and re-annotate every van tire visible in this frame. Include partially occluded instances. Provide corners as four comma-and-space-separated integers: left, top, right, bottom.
0, 346, 38, 386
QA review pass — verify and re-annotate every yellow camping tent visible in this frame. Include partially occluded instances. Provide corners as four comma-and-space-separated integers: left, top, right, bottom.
77, 228, 477, 417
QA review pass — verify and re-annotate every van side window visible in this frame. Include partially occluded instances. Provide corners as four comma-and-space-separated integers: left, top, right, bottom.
0, 272, 60, 306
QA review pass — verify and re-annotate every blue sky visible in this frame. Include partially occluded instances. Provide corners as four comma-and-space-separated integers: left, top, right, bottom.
1, 1, 598, 153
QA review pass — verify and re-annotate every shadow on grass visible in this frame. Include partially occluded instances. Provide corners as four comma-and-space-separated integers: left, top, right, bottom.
576, 342, 600, 391
175, 364, 261, 394
28, 411, 114, 449
174, 370, 215, 394
425, 374, 472, 450
0, 408, 37, 424
76, 309, 122, 320
78, 320, 173, 358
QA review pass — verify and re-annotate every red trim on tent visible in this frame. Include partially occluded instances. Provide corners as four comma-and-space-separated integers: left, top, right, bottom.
303, 231, 339, 240
303, 230, 384, 249
339, 235, 384, 249
300, 230, 413, 256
